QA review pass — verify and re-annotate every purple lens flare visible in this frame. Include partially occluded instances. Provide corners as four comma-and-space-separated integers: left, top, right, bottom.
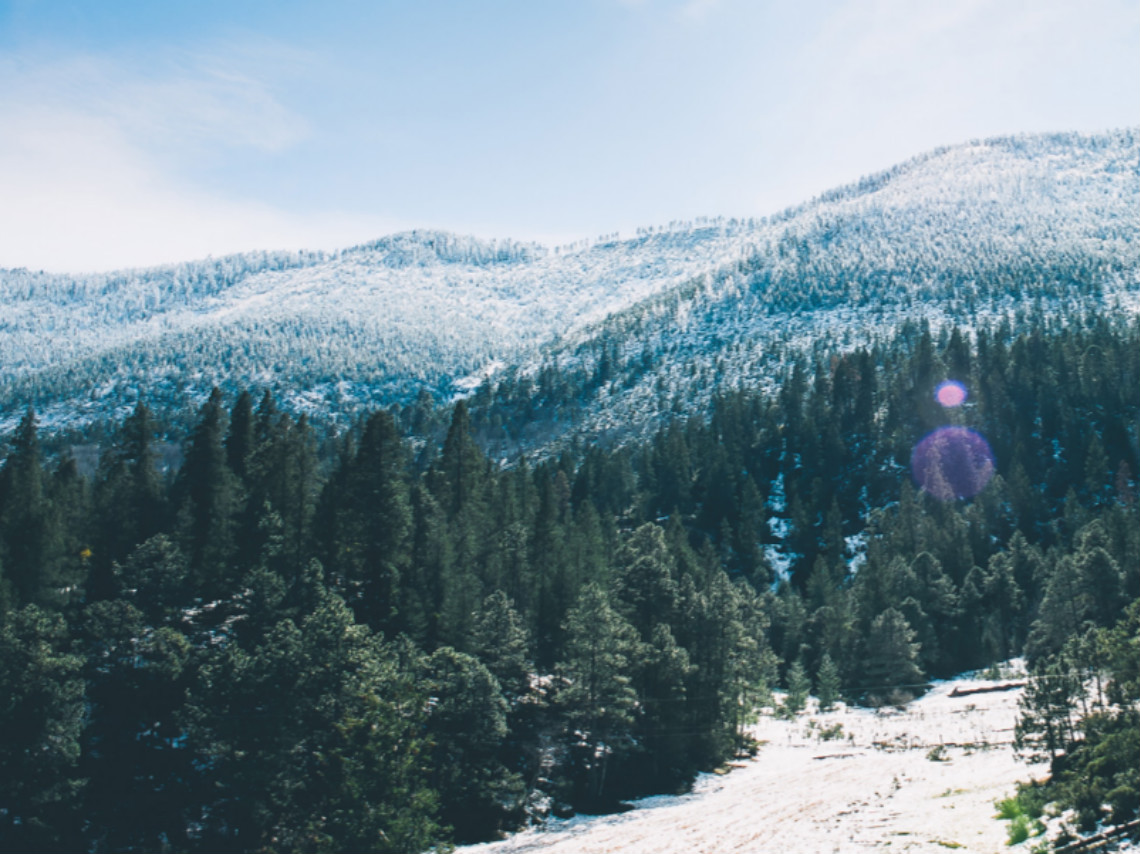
934, 380, 968, 408
910, 426, 995, 501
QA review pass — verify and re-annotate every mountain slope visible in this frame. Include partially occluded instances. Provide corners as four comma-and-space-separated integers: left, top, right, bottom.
0, 225, 768, 432
472, 129, 1140, 453
1, 128, 1136, 437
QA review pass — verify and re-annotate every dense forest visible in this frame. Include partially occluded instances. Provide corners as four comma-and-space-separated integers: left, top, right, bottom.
0, 314, 1137, 852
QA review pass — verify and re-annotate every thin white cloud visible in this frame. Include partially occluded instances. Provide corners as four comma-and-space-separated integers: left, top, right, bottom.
679, 0, 721, 21
613, 0, 723, 20
0, 41, 312, 158
0, 43, 398, 272
746, 0, 1140, 213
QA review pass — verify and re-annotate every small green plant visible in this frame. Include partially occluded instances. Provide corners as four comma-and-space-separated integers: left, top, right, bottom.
1007, 815, 1030, 845
995, 797, 1020, 820
1021, 796, 1044, 821
819, 722, 845, 741
927, 744, 949, 762
999, 788, 1047, 846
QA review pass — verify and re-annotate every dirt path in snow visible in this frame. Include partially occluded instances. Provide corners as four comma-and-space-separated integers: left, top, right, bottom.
459, 671, 1038, 854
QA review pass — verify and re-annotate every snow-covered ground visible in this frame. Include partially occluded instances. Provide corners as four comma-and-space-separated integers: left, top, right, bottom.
460, 668, 1035, 854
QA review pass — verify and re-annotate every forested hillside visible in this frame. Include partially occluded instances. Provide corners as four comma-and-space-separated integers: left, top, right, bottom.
1, 312, 1136, 851
466, 130, 1139, 456
1, 130, 1136, 440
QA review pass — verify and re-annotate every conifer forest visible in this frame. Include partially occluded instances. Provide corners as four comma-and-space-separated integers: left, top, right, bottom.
0, 307, 1137, 852
2, 0, 1138, 842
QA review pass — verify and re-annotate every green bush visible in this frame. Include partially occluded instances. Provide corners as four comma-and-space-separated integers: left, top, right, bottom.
819, 722, 845, 741
1007, 815, 1030, 845
995, 797, 1020, 820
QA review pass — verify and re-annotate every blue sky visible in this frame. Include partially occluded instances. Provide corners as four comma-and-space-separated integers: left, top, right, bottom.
1, 0, 1136, 272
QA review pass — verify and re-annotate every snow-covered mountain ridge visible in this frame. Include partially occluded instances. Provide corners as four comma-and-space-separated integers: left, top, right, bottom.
1, 221, 767, 432
459, 129, 1139, 454
1, 128, 1136, 436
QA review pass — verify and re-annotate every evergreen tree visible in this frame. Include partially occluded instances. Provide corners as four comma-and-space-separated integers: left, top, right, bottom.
0, 409, 61, 607
0, 605, 85, 851
327, 410, 412, 632
77, 598, 194, 852
470, 590, 532, 705
635, 622, 693, 781
1015, 657, 1080, 766
614, 522, 679, 642
175, 388, 241, 592
781, 659, 810, 717
430, 400, 488, 519
422, 646, 523, 841
862, 608, 925, 701
90, 401, 164, 599
225, 389, 255, 485
816, 652, 841, 712
187, 565, 441, 852
556, 583, 640, 806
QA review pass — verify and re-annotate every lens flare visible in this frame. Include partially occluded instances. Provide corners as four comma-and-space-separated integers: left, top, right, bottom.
935, 380, 968, 408
910, 426, 995, 501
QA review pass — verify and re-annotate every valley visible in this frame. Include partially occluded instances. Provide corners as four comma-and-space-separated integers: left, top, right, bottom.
0, 128, 1136, 854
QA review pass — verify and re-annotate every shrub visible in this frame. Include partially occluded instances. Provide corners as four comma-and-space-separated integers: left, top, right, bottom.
1007, 815, 1030, 845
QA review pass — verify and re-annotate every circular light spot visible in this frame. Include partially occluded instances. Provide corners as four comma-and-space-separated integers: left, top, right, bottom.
911, 427, 995, 501
935, 380, 968, 408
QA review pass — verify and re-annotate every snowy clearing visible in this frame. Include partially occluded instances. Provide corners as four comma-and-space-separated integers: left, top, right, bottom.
460, 669, 1036, 854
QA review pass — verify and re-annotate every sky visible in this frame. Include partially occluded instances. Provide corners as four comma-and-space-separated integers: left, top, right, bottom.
0, 0, 1136, 273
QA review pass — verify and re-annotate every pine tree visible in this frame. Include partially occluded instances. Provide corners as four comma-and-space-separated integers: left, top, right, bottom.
330, 410, 412, 632
175, 388, 240, 592
430, 400, 488, 519
470, 591, 532, 705
614, 523, 679, 642
556, 583, 640, 806
187, 568, 441, 851
225, 389, 255, 485
77, 597, 194, 852
0, 409, 61, 607
91, 401, 164, 599
241, 409, 318, 580
405, 485, 453, 648
636, 623, 693, 780
116, 534, 191, 626
862, 608, 924, 701
816, 652, 841, 712
781, 659, 810, 717
1014, 657, 1080, 766
422, 646, 523, 841
0, 605, 85, 850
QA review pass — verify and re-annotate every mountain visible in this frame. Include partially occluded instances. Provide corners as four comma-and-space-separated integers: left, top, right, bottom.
0, 224, 768, 434
1, 129, 1137, 439
459, 129, 1140, 455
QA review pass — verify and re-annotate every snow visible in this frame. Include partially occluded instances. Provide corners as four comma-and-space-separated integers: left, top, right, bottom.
2, 130, 1136, 437
845, 532, 868, 573
764, 544, 795, 587
458, 666, 1035, 854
